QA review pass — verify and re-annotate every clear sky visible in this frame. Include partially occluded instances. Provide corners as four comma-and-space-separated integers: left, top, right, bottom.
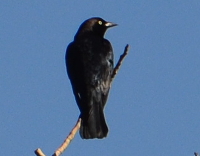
1, 1, 200, 156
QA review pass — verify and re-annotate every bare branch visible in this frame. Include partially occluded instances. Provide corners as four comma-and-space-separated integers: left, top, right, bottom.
52, 118, 81, 156
111, 44, 129, 82
35, 148, 46, 156
34, 118, 81, 156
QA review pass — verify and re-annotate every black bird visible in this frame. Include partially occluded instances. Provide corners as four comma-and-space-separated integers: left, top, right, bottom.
66, 17, 117, 139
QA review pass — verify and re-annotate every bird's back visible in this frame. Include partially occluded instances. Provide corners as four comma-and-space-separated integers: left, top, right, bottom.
66, 17, 116, 139
67, 33, 114, 108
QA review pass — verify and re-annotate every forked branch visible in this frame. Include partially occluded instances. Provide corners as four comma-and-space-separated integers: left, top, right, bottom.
34, 44, 129, 156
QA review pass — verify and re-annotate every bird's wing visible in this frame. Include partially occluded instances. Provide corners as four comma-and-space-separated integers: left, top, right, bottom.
66, 38, 113, 109
66, 42, 84, 110
82, 38, 114, 107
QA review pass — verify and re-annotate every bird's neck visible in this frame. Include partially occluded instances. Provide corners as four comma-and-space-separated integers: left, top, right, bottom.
74, 31, 105, 40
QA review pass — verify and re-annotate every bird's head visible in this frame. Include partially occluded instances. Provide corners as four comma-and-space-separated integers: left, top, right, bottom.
75, 17, 117, 38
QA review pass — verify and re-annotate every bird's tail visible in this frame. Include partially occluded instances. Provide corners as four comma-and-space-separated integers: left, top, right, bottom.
79, 104, 108, 139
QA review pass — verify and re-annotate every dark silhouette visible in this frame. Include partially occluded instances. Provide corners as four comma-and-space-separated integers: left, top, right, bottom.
66, 17, 117, 139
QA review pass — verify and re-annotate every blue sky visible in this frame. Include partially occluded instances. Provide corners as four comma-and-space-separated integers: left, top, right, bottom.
1, 1, 200, 156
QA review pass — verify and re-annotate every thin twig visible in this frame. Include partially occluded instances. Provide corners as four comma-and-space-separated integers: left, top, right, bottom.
111, 44, 129, 82
34, 119, 81, 156
35, 148, 46, 156
52, 118, 81, 156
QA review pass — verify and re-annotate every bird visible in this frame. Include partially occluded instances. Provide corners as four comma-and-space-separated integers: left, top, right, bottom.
65, 17, 117, 139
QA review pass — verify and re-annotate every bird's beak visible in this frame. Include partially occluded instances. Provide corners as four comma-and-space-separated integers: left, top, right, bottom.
105, 22, 118, 28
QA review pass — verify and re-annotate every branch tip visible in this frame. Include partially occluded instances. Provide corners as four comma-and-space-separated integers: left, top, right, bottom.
111, 44, 129, 81
35, 148, 46, 156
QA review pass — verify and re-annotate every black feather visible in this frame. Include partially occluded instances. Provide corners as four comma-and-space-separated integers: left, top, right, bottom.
66, 17, 117, 139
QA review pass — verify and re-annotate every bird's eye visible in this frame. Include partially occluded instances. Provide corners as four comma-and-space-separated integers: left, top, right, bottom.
98, 21, 102, 25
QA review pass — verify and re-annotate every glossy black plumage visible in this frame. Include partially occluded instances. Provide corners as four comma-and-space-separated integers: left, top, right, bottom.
66, 17, 117, 139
